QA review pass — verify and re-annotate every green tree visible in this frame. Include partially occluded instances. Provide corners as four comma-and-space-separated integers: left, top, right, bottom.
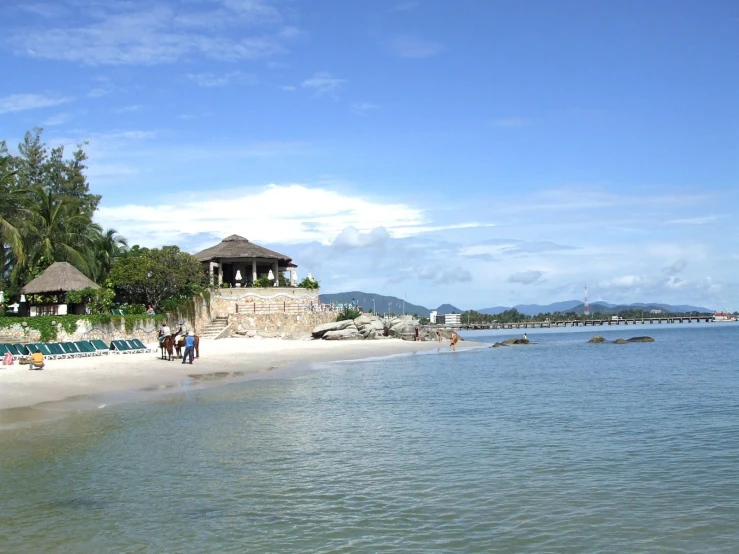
110, 245, 206, 308
89, 228, 128, 283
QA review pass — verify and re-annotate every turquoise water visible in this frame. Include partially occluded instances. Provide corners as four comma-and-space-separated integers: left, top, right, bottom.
1, 324, 738, 552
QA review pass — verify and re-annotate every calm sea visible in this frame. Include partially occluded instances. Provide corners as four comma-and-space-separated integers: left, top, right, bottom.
1, 324, 738, 553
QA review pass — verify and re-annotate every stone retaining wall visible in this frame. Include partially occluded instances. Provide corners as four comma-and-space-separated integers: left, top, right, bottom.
230, 312, 336, 338
0, 318, 161, 346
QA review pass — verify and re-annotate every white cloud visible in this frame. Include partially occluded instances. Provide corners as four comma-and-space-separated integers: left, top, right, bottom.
0, 93, 73, 114
87, 86, 113, 98
508, 270, 544, 285
114, 105, 143, 113
667, 216, 719, 225
10, 2, 296, 65
97, 184, 426, 248
664, 259, 687, 275
332, 226, 391, 250
598, 275, 647, 289
385, 34, 443, 59
302, 72, 345, 97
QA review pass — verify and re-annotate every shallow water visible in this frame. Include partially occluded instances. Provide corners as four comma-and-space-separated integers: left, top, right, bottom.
1, 324, 738, 552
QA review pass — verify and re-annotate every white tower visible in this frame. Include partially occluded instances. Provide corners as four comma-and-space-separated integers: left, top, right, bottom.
584, 284, 590, 317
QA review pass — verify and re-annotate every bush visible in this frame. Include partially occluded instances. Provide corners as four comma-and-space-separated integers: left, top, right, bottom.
298, 277, 319, 290
336, 307, 361, 321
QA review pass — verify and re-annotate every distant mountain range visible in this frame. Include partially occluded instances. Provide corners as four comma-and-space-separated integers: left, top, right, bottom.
321, 291, 713, 317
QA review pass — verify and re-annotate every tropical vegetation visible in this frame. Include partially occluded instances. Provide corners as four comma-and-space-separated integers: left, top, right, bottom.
0, 129, 207, 315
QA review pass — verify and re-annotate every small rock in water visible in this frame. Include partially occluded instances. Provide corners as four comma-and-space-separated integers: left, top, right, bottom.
613, 338, 628, 344
588, 335, 606, 343
626, 336, 655, 343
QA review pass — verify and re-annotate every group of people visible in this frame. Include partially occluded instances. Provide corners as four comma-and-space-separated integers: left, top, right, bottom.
159, 320, 196, 364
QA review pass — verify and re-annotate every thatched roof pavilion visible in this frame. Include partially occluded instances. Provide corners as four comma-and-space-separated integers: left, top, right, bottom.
22, 262, 99, 294
194, 235, 297, 287
22, 262, 99, 316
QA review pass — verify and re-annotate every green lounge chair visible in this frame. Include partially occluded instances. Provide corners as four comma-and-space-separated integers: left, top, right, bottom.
59, 342, 82, 358
74, 341, 98, 356
14, 344, 30, 356
0, 344, 9, 356
28, 343, 56, 360
46, 343, 67, 358
125, 340, 144, 352
111, 340, 132, 354
90, 339, 111, 354
130, 338, 152, 352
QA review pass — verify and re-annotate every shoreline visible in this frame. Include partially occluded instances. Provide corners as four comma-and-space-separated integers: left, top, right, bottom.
0, 337, 483, 420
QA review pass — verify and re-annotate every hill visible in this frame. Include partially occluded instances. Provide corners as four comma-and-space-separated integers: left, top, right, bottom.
319, 291, 430, 317
479, 300, 712, 316
436, 303, 463, 315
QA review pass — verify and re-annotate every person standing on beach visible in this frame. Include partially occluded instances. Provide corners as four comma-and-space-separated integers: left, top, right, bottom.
437, 328, 443, 342
182, 333, 195, 364
450, 330, 459, 352
415, 326, 419, 341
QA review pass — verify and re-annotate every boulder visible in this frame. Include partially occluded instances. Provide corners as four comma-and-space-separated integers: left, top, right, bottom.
588, 335, 606, 343
500, 337, 529, 345
614, 338, 628, 344
388, 320, 418, 341
627, 336, 655, 343
323, 328, 365, 340
353, 314, 374, 327
311, 319, 357, 339
491, 342, 508, 348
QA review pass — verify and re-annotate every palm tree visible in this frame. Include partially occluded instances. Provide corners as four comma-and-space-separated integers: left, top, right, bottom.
14, 186, 93, 281
0, 156, 24, 270
89, 227, 128, 283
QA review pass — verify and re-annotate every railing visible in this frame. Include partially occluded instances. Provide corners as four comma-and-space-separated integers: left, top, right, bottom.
234, 303, 340, 315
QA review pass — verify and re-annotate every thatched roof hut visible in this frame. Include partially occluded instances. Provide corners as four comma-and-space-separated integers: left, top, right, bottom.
194, 235, 296, 287
22, 262, 100, 294
194, 235, 292, 263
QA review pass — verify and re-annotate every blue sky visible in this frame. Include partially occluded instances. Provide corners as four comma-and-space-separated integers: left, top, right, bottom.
2, 0, 738, 310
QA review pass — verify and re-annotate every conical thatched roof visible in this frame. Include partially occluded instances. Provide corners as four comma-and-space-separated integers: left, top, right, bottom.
194, 235, 293, 264
22, 262, 100, 294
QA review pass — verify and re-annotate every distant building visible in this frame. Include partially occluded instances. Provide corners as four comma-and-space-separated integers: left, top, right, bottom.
649, 309, 663, 314
430, 310, 437, 324
442, 313, 461, 327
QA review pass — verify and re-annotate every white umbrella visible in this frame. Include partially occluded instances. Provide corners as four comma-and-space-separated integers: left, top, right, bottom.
20, 294, 26, 302
235, 270, 242, 281
0, 290, 4, 303
307, 272, 313, 281
268, 269, 274, 280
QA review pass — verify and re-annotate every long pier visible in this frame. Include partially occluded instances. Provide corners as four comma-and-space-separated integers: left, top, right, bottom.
456, 316, 726, 330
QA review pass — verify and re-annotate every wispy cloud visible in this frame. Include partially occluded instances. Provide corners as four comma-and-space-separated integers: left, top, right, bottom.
10, 2, 296, 65
302, 72, 345, 97
114, 105, 143, 113
667, 215, 719, 225
351, 102, 379, 115
385, 34, 443, 59
508, 270, 545, 285
186, 71, 255, 87
0, 93, 73, 114
43, 112, 71, 126
393, 1, 419, 11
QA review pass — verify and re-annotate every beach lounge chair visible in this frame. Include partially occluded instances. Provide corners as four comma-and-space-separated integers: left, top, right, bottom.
74, 341, 99, 356
14, 344, 30, 356
111, 340, 132, 354
59, 342, 83, 358
47, 343, 67, 359
28, 343, 56, 361
90, 339, 111, 355
129, 338, 154, 353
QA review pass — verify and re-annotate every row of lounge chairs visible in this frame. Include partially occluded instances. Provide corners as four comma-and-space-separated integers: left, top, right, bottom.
0, 339, 156, 361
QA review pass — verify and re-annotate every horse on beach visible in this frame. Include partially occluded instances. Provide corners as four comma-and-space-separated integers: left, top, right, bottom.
174, 335, 200, 360
161, 335, 175, 361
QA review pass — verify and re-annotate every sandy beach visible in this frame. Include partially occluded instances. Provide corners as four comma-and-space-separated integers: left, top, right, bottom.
0, 337, 480, 412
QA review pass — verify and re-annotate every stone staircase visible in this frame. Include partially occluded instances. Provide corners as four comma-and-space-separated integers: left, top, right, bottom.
199, 317, 230, 340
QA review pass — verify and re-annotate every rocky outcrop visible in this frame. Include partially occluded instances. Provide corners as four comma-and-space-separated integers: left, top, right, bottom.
311, 319, 358, 339
614, 336, 655, 344
588, 335, 606, 343
311, 315, 464, 342
323, 328, 365, 340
